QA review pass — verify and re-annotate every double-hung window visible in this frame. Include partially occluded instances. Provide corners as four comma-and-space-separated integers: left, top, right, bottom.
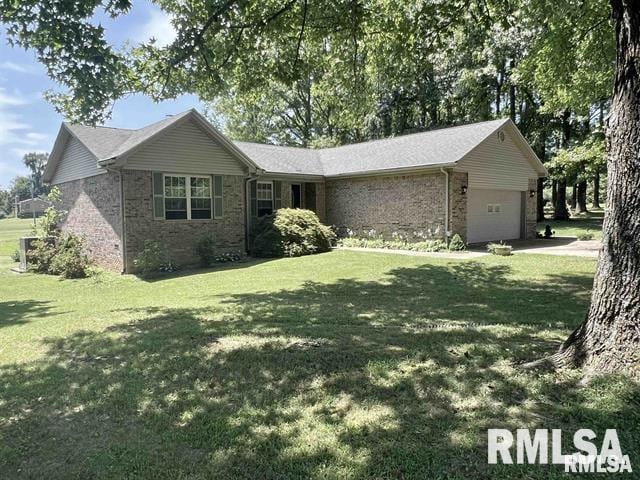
157, 174, 215, 220
256, 181, 274, 217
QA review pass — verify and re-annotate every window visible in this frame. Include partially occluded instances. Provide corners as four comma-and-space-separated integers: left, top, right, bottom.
487, 203, 502, 214
164, 176, 188, 219
257, 181, 273, 216
161, 174, 212, 220
190, 177, 212, 219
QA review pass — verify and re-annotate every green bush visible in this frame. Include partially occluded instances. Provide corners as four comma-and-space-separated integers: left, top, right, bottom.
195, 234, 216, 266
338, 237, 447, 252
26, 234, 90, 278
49, 233, 90, 278
133, 240, 178, 277
0, 210, 6, 219
577, 230, 594, 241
448, 234, 466, 251
26, 237, 57, 273
10, 249, 20, 262
251, 209, 335, 258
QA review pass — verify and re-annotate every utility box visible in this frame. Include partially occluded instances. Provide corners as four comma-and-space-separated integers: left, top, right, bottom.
18, 236, 42, 273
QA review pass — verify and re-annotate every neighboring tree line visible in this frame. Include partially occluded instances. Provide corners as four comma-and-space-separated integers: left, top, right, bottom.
0, 0, 613, 221
0, 153, 49, 216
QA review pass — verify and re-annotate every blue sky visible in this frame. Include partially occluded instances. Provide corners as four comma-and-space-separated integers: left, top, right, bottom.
0, 1, 204, 188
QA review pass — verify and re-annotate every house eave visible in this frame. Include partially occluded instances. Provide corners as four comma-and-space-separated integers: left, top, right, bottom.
323, 163, 458, 179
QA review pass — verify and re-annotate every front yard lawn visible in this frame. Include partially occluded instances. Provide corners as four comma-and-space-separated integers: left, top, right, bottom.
538, 208, 605, 240
0, 239, 637, 478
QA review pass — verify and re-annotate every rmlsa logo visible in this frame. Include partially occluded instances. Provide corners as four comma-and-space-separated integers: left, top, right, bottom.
487, 429, 632, 473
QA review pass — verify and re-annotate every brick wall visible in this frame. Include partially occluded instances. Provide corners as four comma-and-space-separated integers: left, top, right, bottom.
526, 178, 538, 239
122, 170, 246, 272
325, 172, 449, 240
57, 172, 123, 271
449, 172, 468, 241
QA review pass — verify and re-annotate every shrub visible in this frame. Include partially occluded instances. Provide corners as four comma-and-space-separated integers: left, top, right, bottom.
26, 233, 91, 278
10, 249, 20, 262
214, 251, 244, 263
577, 230, 594, 241
448, 234, 466, 251
49, 233, 90, 278
26, 237, 58, 273
0, 210, 6, 219
251, 209, 335, 258
195, 234, 216, 266
133, 240, 178, 276
338, 237, 447, 252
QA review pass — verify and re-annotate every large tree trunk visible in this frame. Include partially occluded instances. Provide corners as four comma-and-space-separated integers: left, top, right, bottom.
593, 169, 601, 208
571, 183, 578, 210
576, 180, 588, 213
537, 178, 545, 222
551, 179, 558, 208
554, 0, 640, 378
554, 179, 570, 220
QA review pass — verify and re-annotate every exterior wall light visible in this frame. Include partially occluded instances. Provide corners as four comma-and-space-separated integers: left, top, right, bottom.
529, 189, 536, 198
461, 185, 468, 195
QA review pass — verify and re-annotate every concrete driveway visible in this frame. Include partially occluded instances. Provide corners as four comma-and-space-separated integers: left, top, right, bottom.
471, 237, 601, 258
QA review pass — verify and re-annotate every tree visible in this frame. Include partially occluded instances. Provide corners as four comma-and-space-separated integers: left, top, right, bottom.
23, 152, 50, 197
544, 0, 639, 378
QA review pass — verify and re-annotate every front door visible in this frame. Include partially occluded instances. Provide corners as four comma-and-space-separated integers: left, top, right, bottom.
291, 184, 301, 208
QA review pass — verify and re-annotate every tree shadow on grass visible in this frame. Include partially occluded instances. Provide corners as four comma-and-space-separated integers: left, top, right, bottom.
0, 300, 53, 329
0, 262, 637, 479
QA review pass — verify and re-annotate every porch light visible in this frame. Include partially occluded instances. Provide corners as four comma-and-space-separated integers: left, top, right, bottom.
461, 185, 468, 195
529, 189, 536, 198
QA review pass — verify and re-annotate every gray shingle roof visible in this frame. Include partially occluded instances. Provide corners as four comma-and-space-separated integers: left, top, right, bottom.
233, 141, 324, 176
65, 111, 192, 161
55, 111, 524, 178
234, 118, 510, 176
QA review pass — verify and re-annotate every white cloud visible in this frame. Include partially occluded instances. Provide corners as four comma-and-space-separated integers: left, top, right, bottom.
137, 7, 176, 47
0, 89, 29, 107
0, 61, 39, 75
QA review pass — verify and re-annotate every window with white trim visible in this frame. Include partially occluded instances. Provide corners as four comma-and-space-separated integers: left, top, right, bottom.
257, 181, 274, 217
487, 203, 502, 214
163, 174, 212, 220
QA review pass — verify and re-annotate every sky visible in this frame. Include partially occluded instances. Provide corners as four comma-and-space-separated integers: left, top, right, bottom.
0, 1, 205, 189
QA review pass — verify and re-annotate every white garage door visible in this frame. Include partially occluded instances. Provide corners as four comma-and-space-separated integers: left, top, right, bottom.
467, 189, 522, 243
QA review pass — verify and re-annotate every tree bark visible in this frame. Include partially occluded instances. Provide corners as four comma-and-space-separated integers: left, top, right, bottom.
593, 168, 601, 208
537, 177, 545, 221
554, 110, 571, 220
554, 179, 570, 220
553, 0, 640, 378
571, 183, 578, 210
551, 179, 558, 208
576, 180, 588, 213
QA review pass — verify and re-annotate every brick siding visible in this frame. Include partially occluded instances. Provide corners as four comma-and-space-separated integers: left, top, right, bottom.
122, 170, 246, 272
326, 172, 455, 240
57, 172, 123, 272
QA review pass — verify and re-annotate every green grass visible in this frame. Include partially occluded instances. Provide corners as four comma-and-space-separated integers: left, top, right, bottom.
0, 222, 637, 479
0, 217, 34, 256
537, 208, 605, 240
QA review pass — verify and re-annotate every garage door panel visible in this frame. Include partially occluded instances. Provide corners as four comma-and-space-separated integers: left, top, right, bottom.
467, 189, 522, 243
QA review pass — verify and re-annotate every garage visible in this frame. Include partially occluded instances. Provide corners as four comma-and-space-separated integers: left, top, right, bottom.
466, 188, 522, 243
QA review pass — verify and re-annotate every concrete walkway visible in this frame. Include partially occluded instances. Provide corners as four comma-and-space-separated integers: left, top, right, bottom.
510, 238, 601, 257
470, 237, 601, 258
336, 246, 487, 259
339, 237, 601, 259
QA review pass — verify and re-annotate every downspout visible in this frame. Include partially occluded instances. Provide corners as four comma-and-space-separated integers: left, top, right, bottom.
106, 163, 126, 274
440, 167, 450, 243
